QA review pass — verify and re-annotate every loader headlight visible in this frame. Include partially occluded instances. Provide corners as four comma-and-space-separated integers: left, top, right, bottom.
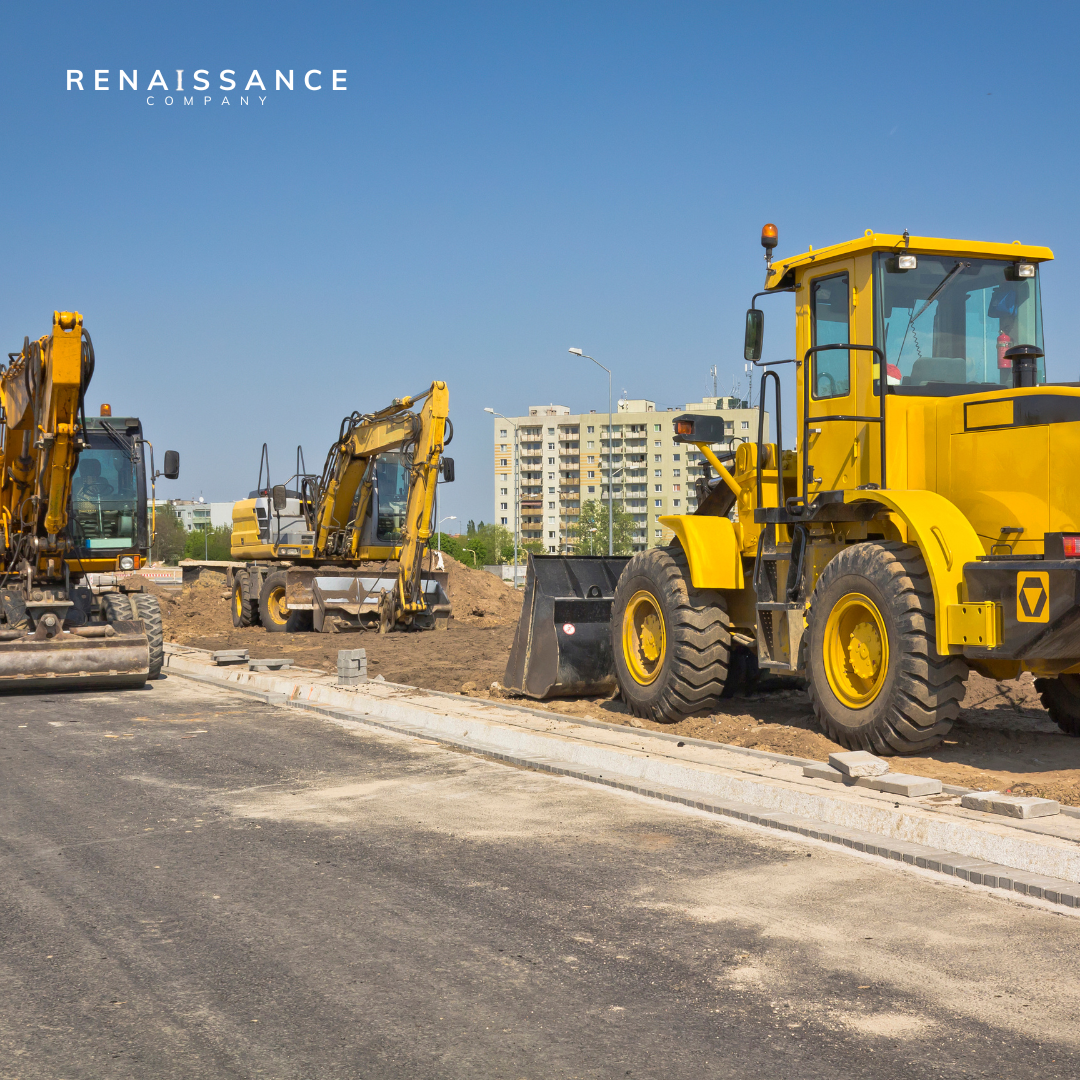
897, 254, 917, 270
1006, 262, 1036, 280
118, 556, 135, 571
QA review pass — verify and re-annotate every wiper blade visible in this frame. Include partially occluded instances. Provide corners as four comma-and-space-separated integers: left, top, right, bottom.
100, 419, 136, 459
911, 261, 968, 322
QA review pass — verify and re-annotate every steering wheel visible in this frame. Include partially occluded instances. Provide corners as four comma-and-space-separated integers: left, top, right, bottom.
817, 372, 837, 397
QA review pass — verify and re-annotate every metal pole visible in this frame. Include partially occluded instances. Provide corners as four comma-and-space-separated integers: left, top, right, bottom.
607, 368, 613, 556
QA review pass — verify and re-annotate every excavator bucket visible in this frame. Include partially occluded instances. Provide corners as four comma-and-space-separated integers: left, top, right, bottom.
0, 620, 149, 692
504, 553, 631, 699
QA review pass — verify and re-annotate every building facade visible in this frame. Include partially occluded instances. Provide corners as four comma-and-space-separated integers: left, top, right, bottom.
492, 396, 768, 554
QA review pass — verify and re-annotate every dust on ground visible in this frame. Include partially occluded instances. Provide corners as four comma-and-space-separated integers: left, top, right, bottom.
155, 562, 1080, 807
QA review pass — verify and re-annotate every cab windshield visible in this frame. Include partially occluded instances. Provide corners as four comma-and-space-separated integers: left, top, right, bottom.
375, 453, 410, 544
874, 253, 1044, 393
70, 442, 139, 549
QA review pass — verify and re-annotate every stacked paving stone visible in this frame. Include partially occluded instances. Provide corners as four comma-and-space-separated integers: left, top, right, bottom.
337, 648, 367, 686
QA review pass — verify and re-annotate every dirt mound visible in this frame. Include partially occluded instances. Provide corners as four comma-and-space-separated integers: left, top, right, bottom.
437, 553, 523, 626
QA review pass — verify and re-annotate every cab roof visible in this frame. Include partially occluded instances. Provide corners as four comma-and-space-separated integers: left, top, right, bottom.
765, 232, 1054, 290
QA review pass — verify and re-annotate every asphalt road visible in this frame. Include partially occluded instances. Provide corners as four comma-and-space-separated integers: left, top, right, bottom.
2, 677, 1079, 1079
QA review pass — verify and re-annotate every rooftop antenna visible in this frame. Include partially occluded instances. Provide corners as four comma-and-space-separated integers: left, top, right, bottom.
710, 364, 718, 398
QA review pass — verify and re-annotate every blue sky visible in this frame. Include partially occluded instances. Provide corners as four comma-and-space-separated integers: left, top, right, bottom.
2, 1, 1077, 525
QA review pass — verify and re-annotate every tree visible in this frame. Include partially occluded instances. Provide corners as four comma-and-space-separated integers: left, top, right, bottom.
152, 507, 187, 565
183, 524, 233, 561
568, 500, 637, 555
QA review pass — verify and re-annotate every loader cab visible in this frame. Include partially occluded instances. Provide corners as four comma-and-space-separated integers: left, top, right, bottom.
68, 416, 149, 570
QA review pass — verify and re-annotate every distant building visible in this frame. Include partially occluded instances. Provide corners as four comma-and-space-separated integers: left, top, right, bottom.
492, 396, 767, 553
167, 500, 236, 530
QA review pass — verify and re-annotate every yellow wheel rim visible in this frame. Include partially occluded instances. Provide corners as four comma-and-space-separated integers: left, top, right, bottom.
823, 592, 889, 709
622, 590, 667, 685
266, 586, 289, 627
234, 589, 243, 619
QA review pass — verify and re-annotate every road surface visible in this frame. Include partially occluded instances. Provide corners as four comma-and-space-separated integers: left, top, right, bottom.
2, 675, 1078, 1078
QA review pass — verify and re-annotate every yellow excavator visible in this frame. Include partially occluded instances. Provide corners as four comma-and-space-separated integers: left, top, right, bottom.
229, 381, 453, 633
0, 311, 179, 689
508, 226, 1080, 753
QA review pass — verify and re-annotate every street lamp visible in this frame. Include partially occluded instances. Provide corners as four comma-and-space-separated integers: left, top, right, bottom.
436, 515, 457, 555
484, 407, 520, 582
569, 348, 613, 557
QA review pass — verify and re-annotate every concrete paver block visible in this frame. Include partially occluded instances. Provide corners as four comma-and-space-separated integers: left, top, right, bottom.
802, 763, 844, 783
960, 792, 1060, 819
828, 751, 889, 778
857, 773, 943, 797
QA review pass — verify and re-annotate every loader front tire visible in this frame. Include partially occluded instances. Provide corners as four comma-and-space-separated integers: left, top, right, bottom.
102, 592, 134, 623
132, 593, 165, 678
258, 570, 311, 633
806, 541, 968, 755
1033, 675, 1080, 737
232, 573, 259, 628
612, 546, 730, 723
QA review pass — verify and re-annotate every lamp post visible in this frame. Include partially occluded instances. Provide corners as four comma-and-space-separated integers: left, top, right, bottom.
436, 515, 456, 554
569, 349, 613, 556
484, 407, 520, 583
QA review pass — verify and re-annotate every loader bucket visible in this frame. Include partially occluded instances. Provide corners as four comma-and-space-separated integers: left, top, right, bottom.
504, 553, 631, 699
0, 619, 149, 692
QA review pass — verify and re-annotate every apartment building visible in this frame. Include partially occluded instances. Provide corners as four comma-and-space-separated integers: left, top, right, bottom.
492, 396, 768, 553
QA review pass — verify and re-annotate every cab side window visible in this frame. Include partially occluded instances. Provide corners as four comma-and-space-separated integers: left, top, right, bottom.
811, 273, 850, 399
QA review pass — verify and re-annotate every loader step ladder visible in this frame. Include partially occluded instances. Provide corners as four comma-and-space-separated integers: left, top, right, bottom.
753, 522, 804, 673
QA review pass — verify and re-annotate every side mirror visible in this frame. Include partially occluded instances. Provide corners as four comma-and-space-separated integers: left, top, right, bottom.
440, 456, 455, 483
162, 450, 180, 480
744, 308, 764, 362
272, 484, 288, 511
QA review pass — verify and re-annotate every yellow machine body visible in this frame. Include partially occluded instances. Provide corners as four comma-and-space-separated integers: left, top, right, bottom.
229, 382, 452, 632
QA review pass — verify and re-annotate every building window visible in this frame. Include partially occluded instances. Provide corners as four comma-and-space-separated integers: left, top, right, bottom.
587, 470, 595, 478
673, 483, 681, 492
654, 469, 662, 477
587, 427, 594, 434
654, 484, 663, 492
549, 545, 556, 553
672, 453, 680, 461
548, 487, 555, 493
653, 424, 661, 431
500, 502, 508, 510
655, 528, 663, 537
500, 487, 507, 495
500, 517, 508, 525
499, 429, 507, 437
500, 459, 507, 467
548, 531, 555, 538
672, 469, 681, 478
585, 485, 593, 493
654, 499, 662, 507
547, 457, 554, 465
673, 499, 680, 508
741, 421, 750, 429
548, 501, 555, 509
653, 454, 661, 462
654, 440, 661, 447
587, 455, 595, 464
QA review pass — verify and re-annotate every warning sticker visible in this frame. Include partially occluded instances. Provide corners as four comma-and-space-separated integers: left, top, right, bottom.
1016, 571, 1050, 623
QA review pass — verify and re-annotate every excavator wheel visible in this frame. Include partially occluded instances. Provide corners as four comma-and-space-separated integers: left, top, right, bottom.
806, 541, 968, 755
1033, 675, 1080, 736
232, 572, 259, 628
102, 592, 134, 623
259, 570, 310, 633
611, 545, 730, 722
132, 592, 165, 678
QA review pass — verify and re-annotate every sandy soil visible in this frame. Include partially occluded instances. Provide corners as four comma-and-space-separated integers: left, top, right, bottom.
156, 561, 1080, 807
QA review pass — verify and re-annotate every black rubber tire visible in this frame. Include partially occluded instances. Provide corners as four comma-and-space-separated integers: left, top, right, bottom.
1034, 674, 1080, 736
132, 593, 164, 679
232, 573, 258, 628
806, 541, 969, 755
611, 545, 731, 722
102, 592, 134, 623
258, 570, 310, 633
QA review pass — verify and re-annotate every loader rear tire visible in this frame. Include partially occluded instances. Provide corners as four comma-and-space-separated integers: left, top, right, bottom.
612, 545, 730, 723
232, 573, 258, 628
806, 541, 968, 755
132, 593, 165, 679
1033, 675, 1080, 736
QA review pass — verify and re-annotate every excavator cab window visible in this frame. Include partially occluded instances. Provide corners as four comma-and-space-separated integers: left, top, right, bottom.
811, 273, 851, 399
71, 446, 138, 548
375, 452, 411, 544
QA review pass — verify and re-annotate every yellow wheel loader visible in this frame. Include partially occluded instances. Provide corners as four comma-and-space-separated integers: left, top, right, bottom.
508, 227, 1080, 754
0, 312, 179, 689
228, 382, 452, 634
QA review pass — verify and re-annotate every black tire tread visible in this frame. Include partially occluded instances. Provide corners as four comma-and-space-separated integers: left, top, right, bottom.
132, 593, 165, 678
613, 546, 731, 722
1034, 675, 1080, 737
806, 540, 968, 755
232, 573, 258, 628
